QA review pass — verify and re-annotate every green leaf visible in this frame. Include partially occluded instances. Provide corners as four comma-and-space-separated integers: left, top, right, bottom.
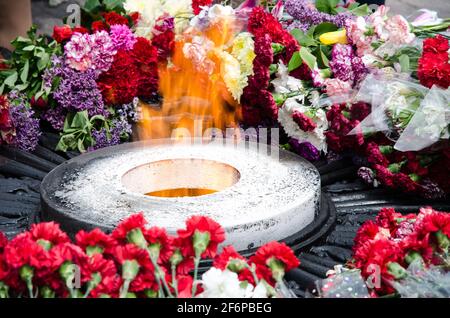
288, 51, 303, 72
20, 60, 30, 83
84, 0, 102, 13
350, 4, 372, 17
103, 0, 125, 10
72, 111, 90, 129
299, 47, 317, 70
4, 72, 18, 87
290, 29, 317, 47
315, 0, 340, 14
399, 54, 410, 73
314, 23, 339, 38
37, 53, 50, 71
319, 45, 330, 68
22, 45, 35, 52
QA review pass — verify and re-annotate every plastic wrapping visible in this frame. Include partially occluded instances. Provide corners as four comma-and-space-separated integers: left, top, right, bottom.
389, 261, 450, 298
349, 74, 429, 142
394, 86, 450, 152
308, 267, 371, 298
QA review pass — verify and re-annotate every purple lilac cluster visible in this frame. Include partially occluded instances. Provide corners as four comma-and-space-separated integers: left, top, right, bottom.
110, 25, 136, 51
64, 31, 116, 73
45, 57, 107, 119
284, 0, 354, 29
8, 92, 41, 152
41, 107, 67, 131
329, 44, 367, 86
90, 118, 132, 150
116, 98, 140, 123
289, 139, 320, 161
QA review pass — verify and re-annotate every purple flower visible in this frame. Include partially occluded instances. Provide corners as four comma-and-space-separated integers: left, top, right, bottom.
90, 118, 132, 151
420, 179, 445, 200
329, 44, 367, 86
42, 106, 67, 131
8, 92, 41, 152
49, 60, 107, 117
358, 167, 375, 185
285, 0, 354, 29
289, 139, 321, 161
110, 24, 136, 51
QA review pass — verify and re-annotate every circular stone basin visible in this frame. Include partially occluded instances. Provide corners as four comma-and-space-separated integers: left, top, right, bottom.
41, 139, 321, 252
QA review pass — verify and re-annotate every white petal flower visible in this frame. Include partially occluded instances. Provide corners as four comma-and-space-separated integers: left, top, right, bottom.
198, 268, 251, 298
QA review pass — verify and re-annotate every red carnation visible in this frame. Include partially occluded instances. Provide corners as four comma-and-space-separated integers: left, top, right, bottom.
73, 26, 89, 34
376, 208, 402, 229
393, 173, 419, 193
52, 25, 73, 43
213, 246, 246, 271
366, 142, 389, 167
76, 228, 117, 255
82, 253, 121, 298
251, 242, 299, 272
29, 222, 70, 247
416, 210, 450, 239
112, 213, 147, 243
192, 0, 213, 15
353, 221, 383, 250
176, 275, 194, 298
91, 21, 108, 33
292, 111, 317, 132
0, 95, 12, 131
350, 102, 371, 121
143, 227, 174, 264
103, 12, 129, 26
374, 164, 394, 187
423, 34, 449, 54
176, 216, 225, 259
4, 234, 52, 269
129, 12, 140, 26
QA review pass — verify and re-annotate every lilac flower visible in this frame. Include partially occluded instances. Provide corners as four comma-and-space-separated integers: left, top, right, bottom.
110, 24, 137, 51
289, 139, 321, 161
50, 61, 107, 117
286, 20, 309, 33
90, 118, 132, 150
7, 92, 41, 152
65, 31, 116, 73
42, 107, 67, 131
285, 0, 354, 29
358, 167, 375, 185
420, 179, 445, 200
117, 98, 140, 123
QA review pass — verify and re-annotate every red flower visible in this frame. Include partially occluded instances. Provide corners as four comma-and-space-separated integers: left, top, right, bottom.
250, 242, 299, 273
52, 25, 73, 43
91, 21, 108, 33
375, 208, 402, 230
366, 142, 389, 167
152, 16, 175, 61
192, 0, 213, 15
213, 246, 246, 271
176, 216, 225, 259
28, 222, 70, 247
416, 210, 450, 239
353, 239, 403, 294
73, 26, 89, 34
353, 221, 382, 250
0, 95, 12, 131
112, 213, 147, 243
76, 228, 117, 255
143, 227, 174, 264
350, 102, 371, 122
418, 36, 450, 89
292, 111, 317, 132
374, 164, 394, 187
30, 96, 48, 110
103, 12, 129, 26
3, 234, 52, 269
423, 35, 449, 54
82, 253, 121, 298
49, 243, 88, 270
393, 173, 419, 193
176, 275, 193, 298
129, 12, 140, 26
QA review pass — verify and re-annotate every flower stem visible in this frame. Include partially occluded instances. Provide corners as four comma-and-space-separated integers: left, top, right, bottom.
191, 254, 201, 296
171, 265, 179, 298
119, 279, 131, 299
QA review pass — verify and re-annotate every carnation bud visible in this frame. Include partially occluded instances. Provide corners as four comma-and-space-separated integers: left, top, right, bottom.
409, 173, 421, 183
86, 272, 102, 293
148, 243, 161, 261
0, 282, 9, 299
227, 259, 247, 273
387, 262, 407, 280
36, 239, 52, 251
379, 145, 394, 155
193, 231, 211, 256
405, 251, 424, 266
144, 289, 159, 298
127, 228, 148, 249
40, 286, 56, 298
170, 249, 183, 266
271, 43, 285, 55
436, 230, 450, 251
86, 245, 104, 257
267, 258, 286, 282
19, 265, 34, 283
388, 162, 404, 173
122, 260, 140, 281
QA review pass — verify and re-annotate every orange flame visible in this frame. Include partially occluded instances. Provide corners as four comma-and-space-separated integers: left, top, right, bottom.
137, 15, 244, 140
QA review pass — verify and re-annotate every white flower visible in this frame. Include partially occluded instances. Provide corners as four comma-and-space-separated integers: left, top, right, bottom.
278, 97, 328, 153
191, 4, 235, 30
197, 268, 252, 298
251, 282, 270, 298
272, 63, 303, 94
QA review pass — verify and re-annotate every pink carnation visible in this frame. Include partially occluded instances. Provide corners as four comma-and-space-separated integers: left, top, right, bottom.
324, 78, 352, 97
385, 15, 415, 45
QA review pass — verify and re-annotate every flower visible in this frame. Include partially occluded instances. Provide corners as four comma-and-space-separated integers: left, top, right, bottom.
324, 78, 352, 98
319, 29, 348, 45
75, 229, 117, 255
103, 12, 130, 27
292, 111, 317, 132
65, 31, 116, 73
82, 253, 121, 298
250, 242, 300, 274
112, 213, 147, 243
213, 246, 246, 272
152, 15, 175, 61
53, 25, 73, 43
198, 268, 253, 298
110, 24, 137, 51
412, 9, 443, 27
28, 222, 70, 247
289, 139, 321, 162
176, 216, 225, 259
143, 227, 174, 264
192, 0, 213, 15
418, 35, 450, 89
384, 15, 415, 45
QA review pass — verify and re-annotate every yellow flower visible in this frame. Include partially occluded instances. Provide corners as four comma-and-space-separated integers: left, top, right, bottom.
319, 29, 348, 45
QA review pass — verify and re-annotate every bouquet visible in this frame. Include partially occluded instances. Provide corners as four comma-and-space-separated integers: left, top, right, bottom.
0, 213, 299, 298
